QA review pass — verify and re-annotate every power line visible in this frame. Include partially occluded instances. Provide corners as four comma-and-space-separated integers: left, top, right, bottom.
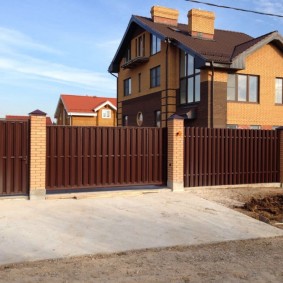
185, 0, 283, 18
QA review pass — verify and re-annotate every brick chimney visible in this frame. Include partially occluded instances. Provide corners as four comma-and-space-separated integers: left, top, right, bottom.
151, 6, 179, 27
188, 9, 215, 40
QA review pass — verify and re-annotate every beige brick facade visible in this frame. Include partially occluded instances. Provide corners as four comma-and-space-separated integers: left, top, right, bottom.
167, 116, 184, 191
29, 113, 46, 200
227, 44, 283, 128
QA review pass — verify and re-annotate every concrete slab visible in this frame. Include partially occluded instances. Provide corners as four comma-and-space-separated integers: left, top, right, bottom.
0, 191, 282, 265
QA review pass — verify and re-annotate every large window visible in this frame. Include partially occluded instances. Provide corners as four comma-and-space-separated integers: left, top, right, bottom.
136, 34, 145, 57
150, 66, 161, 88
124, 78, 131, 96
179, 51, 201, 104
151, 34, 161, 55
275, 78, 283, 104
227, 74, 259, 103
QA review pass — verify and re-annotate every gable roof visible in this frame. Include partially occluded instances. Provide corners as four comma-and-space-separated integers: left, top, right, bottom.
55, 94, 117, 117
109, 15, 283, 72
5, 115, 53, 125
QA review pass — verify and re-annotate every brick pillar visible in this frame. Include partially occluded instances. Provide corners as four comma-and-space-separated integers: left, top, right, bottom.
29, 110, 47, 200
277, 127, 283, 185
167, 114, 184, 191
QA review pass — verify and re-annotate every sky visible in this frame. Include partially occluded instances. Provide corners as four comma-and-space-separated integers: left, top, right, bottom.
0, 0, 282, 120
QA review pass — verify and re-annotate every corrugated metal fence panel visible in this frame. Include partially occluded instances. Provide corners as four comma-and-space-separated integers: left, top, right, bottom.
0, 121, 29, 195
184, 127, 279, 187
46, 126, 167, 190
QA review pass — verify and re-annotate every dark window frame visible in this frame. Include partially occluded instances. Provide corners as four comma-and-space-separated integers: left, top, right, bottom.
150, 66, 161, 88
227, 74, 259, 103
151, 34, 161, 55
124, 78, 131, 97
179, 51, 201, 105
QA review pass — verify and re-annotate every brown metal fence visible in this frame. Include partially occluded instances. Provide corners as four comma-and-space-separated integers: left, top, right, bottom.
184, 127, 279, 187
0, 121, 29, 195
46, 126, 167, 191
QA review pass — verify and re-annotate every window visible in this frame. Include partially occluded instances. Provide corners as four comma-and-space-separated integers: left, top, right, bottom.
275, 78, 283, 104
123, 115, 128, 126
124, 78, 131, 96
138, 73, 141, 92
102, 109, 111, 119
136, 112, 143, 126
227, 124, 238, 129
151, 34, 161, 55
155, 110, 161, 127
250, 125, 261, 130
136, 34, 145, 57
179, 51, 201, 104
150, 66, 161, 88
124, 46, 131, 63
227, 74, 259, 103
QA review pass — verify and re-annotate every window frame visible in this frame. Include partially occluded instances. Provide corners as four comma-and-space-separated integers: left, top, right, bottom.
227, 74, 259, 103
124, 78, 131, 97
151, 34, 161, 55
179, 51, 201, 105
101, 109, 111, 119
136, 34, 145, 57
150, 66, 161, 88
275, 77, 283, 104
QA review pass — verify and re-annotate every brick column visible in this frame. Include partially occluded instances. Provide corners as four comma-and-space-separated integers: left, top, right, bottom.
29, 110, 47, 200
277, 127, 283, 185
167, 114, 184, 191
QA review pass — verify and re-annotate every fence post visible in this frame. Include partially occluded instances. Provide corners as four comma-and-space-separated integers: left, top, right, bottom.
277, 127, 283, 186
29, 110, 47, 200
167, 114, 184, 191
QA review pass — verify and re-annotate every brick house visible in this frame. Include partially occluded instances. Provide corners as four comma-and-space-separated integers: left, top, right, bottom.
5, 114, 53, 125
108, 6, 283, 129
55, 94, 117, 126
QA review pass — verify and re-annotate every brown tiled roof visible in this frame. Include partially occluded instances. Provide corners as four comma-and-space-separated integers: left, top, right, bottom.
135, 16, 253, 64
61, 94, 117, 114
6, 115, 53, 125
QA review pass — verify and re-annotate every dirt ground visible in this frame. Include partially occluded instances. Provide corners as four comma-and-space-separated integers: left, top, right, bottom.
189, 186, 283, 229
1, 187, 283, 283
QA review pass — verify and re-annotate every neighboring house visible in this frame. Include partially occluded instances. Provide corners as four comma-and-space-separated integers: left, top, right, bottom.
108, 6, 283, 129
5, 115, 53, 125
55, 94, 117, 126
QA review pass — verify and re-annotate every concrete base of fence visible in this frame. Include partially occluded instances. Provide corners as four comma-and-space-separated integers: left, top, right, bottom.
167, 181, 184, 192
29, 189, 46, 200
184, 183, 281, 190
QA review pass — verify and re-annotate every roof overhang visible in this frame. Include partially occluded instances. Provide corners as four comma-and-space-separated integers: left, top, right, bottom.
68, 112, 98, 117
231, 31, 283, 69
94, 100, 117, 112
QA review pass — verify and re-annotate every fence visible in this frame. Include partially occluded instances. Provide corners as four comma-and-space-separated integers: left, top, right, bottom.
0, 121, 29, 195
46, 126, 167, 191
184, 127, 279, 187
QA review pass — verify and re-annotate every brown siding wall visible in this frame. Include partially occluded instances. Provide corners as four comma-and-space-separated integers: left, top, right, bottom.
122, 92, 161, 127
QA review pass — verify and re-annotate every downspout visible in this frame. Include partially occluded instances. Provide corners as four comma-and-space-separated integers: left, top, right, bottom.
165, 38, 171, 127
210, 61, 214, 129
110, 72, 118, 126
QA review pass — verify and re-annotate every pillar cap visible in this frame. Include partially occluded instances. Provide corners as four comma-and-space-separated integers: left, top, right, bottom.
276, 126, 283, 131
168, 114, 184, 121
29, 109, 47, 116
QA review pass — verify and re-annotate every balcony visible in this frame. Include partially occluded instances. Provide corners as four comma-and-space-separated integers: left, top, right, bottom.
121, 56, 149, 69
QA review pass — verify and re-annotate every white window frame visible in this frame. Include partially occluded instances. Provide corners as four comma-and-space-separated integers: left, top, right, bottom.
102, 109, 111, 119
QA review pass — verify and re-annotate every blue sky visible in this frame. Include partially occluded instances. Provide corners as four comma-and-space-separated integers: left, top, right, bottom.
0, 0, 282, 120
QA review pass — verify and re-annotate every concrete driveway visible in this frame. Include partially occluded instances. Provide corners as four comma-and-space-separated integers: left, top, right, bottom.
0, 191, 282, 265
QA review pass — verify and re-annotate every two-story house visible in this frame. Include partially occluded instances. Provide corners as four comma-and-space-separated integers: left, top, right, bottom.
108, 6, 283, 129
55, 94, 117, 126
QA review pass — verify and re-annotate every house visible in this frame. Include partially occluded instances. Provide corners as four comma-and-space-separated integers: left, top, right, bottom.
108, 6, 283, 129
5, 115, 53, 125
55, 94, 117, 126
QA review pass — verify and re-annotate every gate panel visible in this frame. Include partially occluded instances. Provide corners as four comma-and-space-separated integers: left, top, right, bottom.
0, 121, 29, 195
184, 127, 279, 187
46, 126, 167, 191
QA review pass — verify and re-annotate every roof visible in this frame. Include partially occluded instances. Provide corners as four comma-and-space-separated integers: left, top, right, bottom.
56, 94, 117, 117
5, 115, 53, 125
109, 15, 283, 72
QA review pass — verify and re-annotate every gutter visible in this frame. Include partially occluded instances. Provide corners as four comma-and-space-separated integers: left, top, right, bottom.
210, 61, 214, 129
